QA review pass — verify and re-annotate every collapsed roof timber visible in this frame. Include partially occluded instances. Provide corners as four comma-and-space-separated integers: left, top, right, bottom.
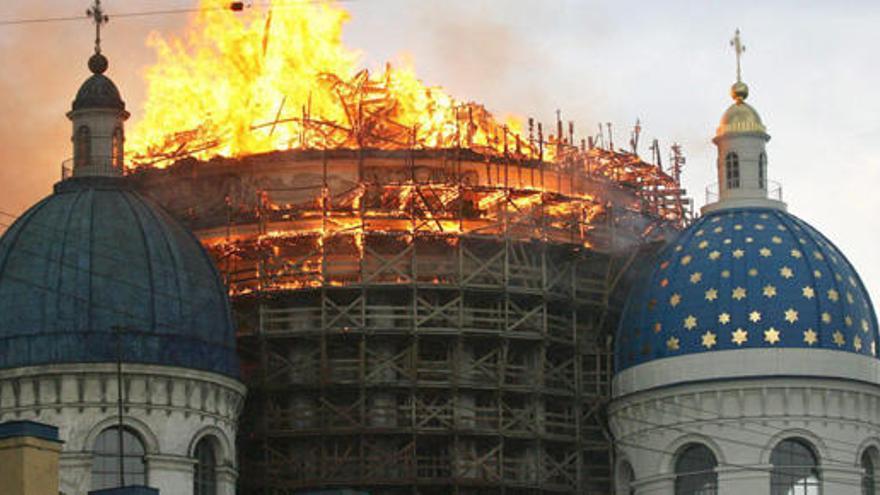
131, 146, 689, 294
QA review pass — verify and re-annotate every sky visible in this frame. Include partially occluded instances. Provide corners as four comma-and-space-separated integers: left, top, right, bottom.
1, 0, 879, 303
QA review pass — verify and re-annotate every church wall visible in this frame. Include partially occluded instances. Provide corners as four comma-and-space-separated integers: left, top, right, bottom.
610, 375, 880, 494
0, 363, 245, 495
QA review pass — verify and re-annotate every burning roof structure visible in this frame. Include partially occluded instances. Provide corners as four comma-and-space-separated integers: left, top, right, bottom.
126, 1, 691, 493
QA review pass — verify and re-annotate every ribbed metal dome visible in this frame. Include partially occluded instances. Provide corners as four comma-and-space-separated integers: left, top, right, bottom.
716, 101, 766, 136
72, 73, 125, 111
616, 207, 878, 372
0, 177, 238, 377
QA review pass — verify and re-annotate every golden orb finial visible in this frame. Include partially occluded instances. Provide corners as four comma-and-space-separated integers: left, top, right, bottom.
731, 81, 749, 103
728, 29, 749, 103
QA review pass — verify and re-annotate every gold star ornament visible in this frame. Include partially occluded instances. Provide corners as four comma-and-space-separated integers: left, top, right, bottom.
705, 288, 718, 301
718, 312, 731, 325
702, 331, 718, 349
763, 285, 777, 298
803, 328, 818, 345
684, 315, 698, 331
732, 287, 747, 301
827, 289, 840, 302
731, 328, 748, 345
667, 336, 680, 351
764, 327, 781, 344
833, 330, 846, 347
784, 308, 799, 324
670, 293, 681, 307
802, 286, 815, 299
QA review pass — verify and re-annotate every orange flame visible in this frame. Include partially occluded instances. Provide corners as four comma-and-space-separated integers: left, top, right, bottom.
128, 0, 526, 166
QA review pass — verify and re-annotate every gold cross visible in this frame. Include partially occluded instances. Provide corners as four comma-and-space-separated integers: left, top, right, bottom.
86, 0, 109, 54
730, 28, 746, 82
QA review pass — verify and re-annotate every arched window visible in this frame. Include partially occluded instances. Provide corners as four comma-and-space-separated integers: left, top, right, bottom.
112, 127, 125, 170
194, 437, 218, 495
675, 444, 718, 495
91, 426, 147, 490
863, 448, 878, 495
770, 438, 820, 495
758, 152, 767, 189
618, 461, 636, 495
725, 152, 740, 189
74, 125, 91, 168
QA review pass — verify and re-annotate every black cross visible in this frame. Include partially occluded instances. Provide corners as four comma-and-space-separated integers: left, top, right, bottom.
86, 0, 109, 54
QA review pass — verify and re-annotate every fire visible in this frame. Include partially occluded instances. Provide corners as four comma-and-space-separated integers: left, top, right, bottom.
128, 0, 525, 167
123, 1, 693, 295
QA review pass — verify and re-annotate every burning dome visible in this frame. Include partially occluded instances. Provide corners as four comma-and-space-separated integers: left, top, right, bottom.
0, 177, 239, 377
615, 207, 878, 372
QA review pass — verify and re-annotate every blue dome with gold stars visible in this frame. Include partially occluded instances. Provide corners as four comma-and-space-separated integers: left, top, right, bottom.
616, 207, 878, 372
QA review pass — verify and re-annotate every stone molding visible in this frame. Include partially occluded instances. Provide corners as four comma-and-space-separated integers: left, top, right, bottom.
0, 363, 245, 494
0, 363, 245, 426
613, 348, 880, 398
610, 376, 880, 494
611, 377, 880, 443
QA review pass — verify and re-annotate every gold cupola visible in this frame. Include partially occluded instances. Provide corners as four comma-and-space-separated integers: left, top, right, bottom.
716, 84, 767, 136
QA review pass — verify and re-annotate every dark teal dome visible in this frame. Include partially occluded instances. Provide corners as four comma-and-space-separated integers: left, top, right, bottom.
72, 73, 125, 111
0, 177, 238, 377
616, 208, 878, 372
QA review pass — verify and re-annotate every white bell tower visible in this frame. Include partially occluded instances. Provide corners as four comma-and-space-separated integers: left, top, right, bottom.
703, 29, 785, 214
66, 0, 130, 178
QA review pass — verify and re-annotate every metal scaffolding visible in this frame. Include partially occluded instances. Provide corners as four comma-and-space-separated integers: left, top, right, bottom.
130, 145, 685, 494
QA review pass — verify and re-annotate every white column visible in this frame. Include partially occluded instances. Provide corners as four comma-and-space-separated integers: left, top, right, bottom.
717, 465, 769, 495
146, 453, 195, 494
822, 465, 863, 495
635, 474, 674, 495
216, 465, 238, 495
59, 451, 93, 495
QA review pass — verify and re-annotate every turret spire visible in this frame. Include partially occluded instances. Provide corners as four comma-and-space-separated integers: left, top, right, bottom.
703, 30, 783, 214
67, 0, 128, 178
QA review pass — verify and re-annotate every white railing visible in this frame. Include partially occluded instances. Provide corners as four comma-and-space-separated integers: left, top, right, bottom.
61, 157, 122, 180
705, 180, 783, 204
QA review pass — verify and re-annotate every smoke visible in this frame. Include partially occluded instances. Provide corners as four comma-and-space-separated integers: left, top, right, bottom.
0, 15, 80, 215
425, 16, 528, 98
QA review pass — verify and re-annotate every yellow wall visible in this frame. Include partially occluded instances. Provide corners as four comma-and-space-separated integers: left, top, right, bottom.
0, 436, 62, 495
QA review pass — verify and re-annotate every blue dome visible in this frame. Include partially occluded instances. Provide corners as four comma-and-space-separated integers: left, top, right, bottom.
0, 177, 238, 377
616, 207, 878, 372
